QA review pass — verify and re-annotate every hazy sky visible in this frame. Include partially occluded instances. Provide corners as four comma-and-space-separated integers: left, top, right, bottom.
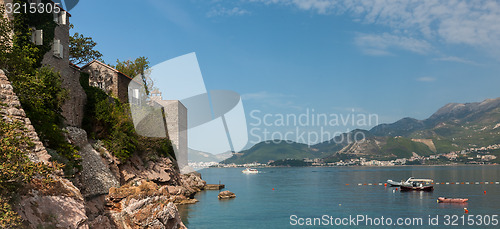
70, 0, 500, 147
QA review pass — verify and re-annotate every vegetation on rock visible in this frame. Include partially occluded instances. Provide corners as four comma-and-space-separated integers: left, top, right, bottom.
80, 73, 175, 161
0, 119, 55, 228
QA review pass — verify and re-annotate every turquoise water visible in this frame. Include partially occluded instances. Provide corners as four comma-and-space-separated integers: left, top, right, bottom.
179, 166, 500, 228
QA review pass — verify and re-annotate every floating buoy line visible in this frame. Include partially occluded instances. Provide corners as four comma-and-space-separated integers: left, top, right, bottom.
346, 181, 500, 186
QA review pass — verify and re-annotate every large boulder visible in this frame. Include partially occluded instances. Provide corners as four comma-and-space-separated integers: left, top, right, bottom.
87, 215, 114, 229
105, 181, 186, 229
119, 155, 182, 186
181, 172, 206, 192
218, 191, 236, 199
16, 176, 88, 229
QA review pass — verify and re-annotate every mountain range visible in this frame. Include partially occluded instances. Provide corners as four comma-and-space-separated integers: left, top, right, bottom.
223, 97, 500, 164
188, 148, 233, 163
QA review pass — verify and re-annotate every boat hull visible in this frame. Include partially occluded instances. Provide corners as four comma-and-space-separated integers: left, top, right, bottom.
438, 197, 468, 203
386, 180, 402, 186
400, 185, 434, 191
242, 168, 259, 174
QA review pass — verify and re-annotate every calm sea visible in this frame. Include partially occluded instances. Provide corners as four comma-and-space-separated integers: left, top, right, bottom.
178, 166, 500, 228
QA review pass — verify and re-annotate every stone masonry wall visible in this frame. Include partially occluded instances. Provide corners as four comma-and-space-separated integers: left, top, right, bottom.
155, 100, 188, 171
81, 62, 117, 97
61, 65, 86, 127
116, 72, 131, 103
81, 61, 131, 104
40, 9, 87, 127
0, 69, 51, 163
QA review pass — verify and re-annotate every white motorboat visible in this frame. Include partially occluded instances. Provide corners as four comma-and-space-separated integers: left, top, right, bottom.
242, 168, 259, 174
387, 177, 415, 186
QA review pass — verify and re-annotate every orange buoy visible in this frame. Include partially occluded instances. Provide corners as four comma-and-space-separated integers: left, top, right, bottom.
396, 188, 398, 191
384, 183, 387, 187
464, 208, 469, 214
272, 188, 274, 191
484, 190, 486, 194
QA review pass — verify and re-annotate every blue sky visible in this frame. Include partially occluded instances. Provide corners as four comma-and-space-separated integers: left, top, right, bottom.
69, 0, 500, 148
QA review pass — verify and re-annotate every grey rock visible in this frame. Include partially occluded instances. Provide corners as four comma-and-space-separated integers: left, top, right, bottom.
218, 190, 236, 199
66, 127, 120, 197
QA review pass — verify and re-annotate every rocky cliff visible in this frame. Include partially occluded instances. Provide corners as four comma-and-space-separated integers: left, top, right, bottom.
1, 70, 204, 228
1, 69, 88, 228
0, 70, 51, 163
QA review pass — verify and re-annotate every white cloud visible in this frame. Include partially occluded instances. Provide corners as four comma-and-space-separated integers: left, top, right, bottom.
355, 33, 432, 55
287, 0, 337, 14
416, 77, 436, 82
207, 7, 250, 17
432, 56, 480, 65
249, 0, 337, 14
250, 0, 500, 58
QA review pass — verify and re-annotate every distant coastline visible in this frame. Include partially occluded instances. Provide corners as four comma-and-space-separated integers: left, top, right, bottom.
198, 161, 499, 169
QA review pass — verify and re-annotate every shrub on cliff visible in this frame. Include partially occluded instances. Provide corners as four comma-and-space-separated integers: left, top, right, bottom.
79, 72, 137, 160
80, 73, 175, 161
0, 119, 55, 228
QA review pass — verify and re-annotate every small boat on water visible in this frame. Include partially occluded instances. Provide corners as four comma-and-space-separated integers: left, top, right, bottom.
387, 177, 415, 186
437, 197, 468, 203
242, 168, 259, 174
400, 179, 434, 191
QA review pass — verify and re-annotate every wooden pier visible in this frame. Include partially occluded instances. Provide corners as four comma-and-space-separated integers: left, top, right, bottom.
205, 184, 225, 190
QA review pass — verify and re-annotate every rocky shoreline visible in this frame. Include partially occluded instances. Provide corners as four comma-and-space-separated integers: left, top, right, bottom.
71, 127, 207, 229
15, 126, 207, 228
2, 67, 205, 228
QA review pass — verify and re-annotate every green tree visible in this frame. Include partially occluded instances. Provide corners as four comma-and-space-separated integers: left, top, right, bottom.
114, 56, 153, 95
69, 24, 103, 65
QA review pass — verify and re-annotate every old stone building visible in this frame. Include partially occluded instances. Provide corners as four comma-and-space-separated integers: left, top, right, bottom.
80, 60, 132, 103
1, 0, 87, 127
150, 90, 188, 171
